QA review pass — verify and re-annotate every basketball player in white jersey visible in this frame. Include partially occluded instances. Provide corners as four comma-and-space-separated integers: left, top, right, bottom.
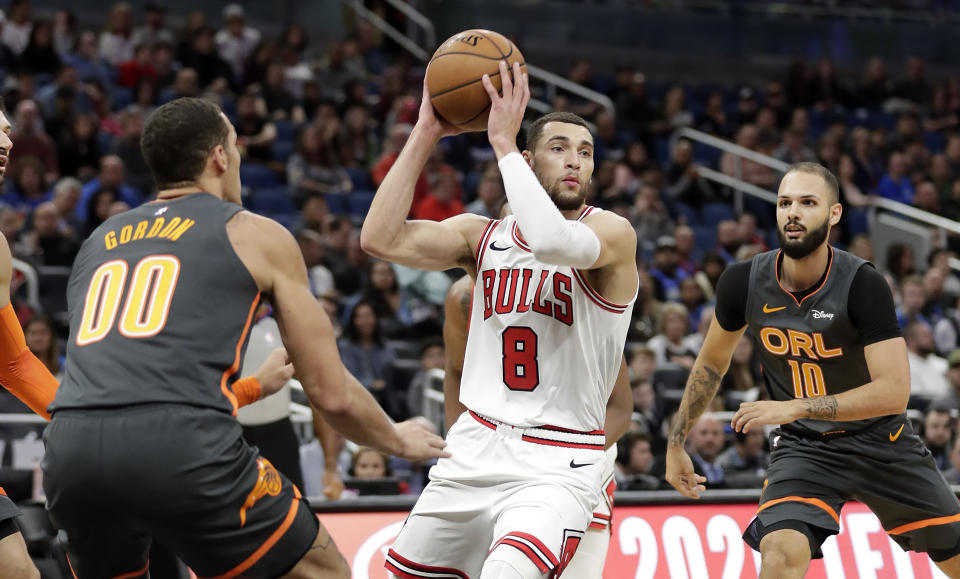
443, 264, 633, 576
362, 61, 639, 579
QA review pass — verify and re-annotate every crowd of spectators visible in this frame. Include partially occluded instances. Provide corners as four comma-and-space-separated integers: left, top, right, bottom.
3, 0, 960, 497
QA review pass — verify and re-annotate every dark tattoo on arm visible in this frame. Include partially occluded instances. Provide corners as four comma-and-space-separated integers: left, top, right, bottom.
802, 395, 839, 420
668, 365, 722, 446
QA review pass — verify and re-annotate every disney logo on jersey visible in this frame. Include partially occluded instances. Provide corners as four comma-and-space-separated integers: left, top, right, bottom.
811, 309, 835, 320
481, 268, 574, 326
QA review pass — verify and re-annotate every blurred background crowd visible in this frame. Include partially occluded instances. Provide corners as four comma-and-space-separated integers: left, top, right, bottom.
1, 0, 960, 508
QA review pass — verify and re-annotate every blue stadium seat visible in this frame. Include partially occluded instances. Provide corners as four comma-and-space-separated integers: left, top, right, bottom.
111, 86, 134, 111
345, 167, 373, 191
325, 192, 347, 215
693, 225, 717, 254
274, 120, 297, 142
700, 202, 735, 226
348, 190, 376, 220
924, 131, 946, 154
672, 202, 700, 226
239, 164, 280, 188
272, 140, 295, 163
250, 186, 295, 215
269, 213, 300, 230
654, 138, 671, 163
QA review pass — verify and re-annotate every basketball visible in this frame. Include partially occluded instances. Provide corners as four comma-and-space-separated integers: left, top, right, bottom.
425, 29, 526, 132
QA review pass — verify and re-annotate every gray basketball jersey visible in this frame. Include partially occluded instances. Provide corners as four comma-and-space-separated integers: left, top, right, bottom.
53, 193, 260, 415
745, 248, 893, 435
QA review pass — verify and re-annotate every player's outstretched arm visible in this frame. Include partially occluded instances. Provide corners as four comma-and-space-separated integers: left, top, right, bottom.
360, 82, 487, 273
312, 408, 344, 500
0, 235, 57, 420
229, 212, 448, 462
604, 357, 632, 449
731, 337, 910, 432
441, 275, 472, 430
665, 314, 745, 498
483, 61, 637, 278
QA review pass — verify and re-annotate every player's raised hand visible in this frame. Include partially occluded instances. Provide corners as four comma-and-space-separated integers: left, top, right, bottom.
665, 445, 707, 499
416, 74, 465, 141
394, 419, 451, 461
254, 348, 295, 398
731, 400, 802, 433
482, 60, 530, 156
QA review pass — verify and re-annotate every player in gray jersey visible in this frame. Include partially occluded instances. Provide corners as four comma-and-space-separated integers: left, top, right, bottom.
666, 162, 960, 578
43, 98, 447, 579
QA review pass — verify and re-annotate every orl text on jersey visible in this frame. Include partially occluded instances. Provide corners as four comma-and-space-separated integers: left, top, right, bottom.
480, 268, 574, 326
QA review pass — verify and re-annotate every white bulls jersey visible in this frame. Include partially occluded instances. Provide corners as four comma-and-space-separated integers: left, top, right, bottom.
460, 207, 636, 431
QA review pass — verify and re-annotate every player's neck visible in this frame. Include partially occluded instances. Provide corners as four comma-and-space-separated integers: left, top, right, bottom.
779, 244, 831, 292
156, 179, 224, 202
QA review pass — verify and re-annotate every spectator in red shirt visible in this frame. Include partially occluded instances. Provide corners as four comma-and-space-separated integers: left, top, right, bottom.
116, 42, 157, 88
413, 173, 463, 222
372, 123, 428, 206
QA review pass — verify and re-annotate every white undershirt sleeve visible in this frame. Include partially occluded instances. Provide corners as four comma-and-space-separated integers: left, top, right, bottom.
497, 152, 602, 269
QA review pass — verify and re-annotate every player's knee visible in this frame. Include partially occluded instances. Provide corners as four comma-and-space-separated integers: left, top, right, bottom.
760, 530, 810, 571
481, 546, 548, 579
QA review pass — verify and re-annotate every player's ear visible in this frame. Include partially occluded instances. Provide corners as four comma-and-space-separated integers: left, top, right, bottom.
211, 144, 228, 174
521, 150, 533, 166
829, 201, 842, 227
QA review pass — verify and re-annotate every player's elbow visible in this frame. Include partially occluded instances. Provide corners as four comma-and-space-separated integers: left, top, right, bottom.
359, 227, 385, 258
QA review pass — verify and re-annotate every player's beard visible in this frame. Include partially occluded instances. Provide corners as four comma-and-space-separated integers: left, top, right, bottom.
777, 215, 830, 260
536, 171, 589, 211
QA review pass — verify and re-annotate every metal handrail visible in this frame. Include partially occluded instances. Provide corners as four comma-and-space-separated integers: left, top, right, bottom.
675, 127, 959, 241
341, 0, 612, 117
343, 0, 430, 61
525, 63, 615, 115
676, 127, 790, 172
383, 0, 436, 50
12, 258, 40, 312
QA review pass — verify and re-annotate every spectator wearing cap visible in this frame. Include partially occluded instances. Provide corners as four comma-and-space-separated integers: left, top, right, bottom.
649, 236, 689, 303
98, 2, 135, 66
736, 86, 759, 125
130, 2, 174, 50
215, 3, 261, 85
930, 350, 960, 412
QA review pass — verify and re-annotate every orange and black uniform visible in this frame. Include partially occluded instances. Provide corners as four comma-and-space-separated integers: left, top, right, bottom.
716, 248, 960, 561
43, 193, 317, 579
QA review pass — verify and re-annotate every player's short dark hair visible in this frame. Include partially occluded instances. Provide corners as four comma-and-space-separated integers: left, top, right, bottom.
525, 111, 590, 153
785, 162, 839, 205
141, 98, 229, 190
